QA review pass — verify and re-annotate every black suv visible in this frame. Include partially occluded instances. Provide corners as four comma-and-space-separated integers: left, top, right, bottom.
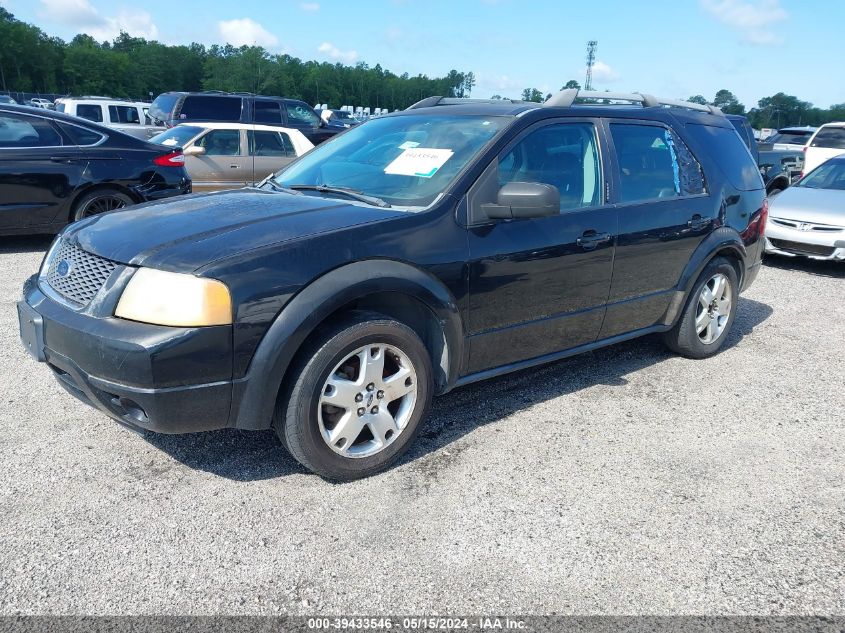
18, 90, 767, 480
148, 91, 338, 145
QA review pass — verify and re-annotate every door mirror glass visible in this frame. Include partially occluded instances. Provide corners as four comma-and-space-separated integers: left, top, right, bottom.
484, 182, 560, 219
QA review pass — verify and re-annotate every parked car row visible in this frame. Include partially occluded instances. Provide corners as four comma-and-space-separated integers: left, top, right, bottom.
55, 97, 162, 140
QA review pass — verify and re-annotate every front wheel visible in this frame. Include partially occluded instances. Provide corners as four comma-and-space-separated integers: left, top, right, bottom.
663, 257, 739, 359
276, 312, 433, 480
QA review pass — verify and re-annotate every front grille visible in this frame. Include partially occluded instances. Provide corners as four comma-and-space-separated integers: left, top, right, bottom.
43, 240, 117, 306
768, 238, 836, 257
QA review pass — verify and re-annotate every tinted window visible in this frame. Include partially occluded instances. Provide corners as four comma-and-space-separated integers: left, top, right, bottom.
108, 105, 140, 124
254, 100, 282, 124
196, 129, 241, 155
149, 93, 180, 123
811, 127, 845, 150
180, 96, 242, 122
284, 102, 320, 126
57, 122, 104, 146
76, 104, 103, 123
685, 123, 763, 191
767, 131, 812, 145
55, 103, 66, 112
0, 113, 63, 147
250, 130, 294, 156
499, 122, 601, 210
610, 124, 704, 203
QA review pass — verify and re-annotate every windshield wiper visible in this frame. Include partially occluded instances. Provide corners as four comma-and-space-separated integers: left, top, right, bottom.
287, 184, 391, 208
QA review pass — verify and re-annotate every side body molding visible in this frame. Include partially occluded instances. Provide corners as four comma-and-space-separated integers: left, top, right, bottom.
229, 260, 464, 430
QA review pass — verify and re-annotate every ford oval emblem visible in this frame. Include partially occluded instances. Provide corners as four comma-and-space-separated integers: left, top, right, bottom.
56, 259, 71, 277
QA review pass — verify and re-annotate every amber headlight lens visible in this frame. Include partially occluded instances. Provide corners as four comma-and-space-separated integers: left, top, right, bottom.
115, 268, 232, 327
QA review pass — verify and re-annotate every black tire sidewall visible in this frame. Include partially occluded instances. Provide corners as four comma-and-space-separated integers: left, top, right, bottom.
283, 318, 432, 480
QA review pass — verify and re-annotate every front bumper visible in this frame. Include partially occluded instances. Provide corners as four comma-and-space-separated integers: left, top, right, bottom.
18, 275, 233, 434
764, 221, 845, 261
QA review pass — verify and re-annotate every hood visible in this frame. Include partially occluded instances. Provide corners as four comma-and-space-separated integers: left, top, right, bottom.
768, 186, 845, 227
66, 189, 407, 271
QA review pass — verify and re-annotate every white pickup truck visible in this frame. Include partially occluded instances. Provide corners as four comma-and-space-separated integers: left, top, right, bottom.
55, 97, 164, 140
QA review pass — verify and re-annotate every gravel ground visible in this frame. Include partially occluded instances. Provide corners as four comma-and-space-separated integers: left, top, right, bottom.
0, 235, 843, 616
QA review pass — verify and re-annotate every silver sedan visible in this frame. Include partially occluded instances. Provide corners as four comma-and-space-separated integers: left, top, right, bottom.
765, 156, 845, 261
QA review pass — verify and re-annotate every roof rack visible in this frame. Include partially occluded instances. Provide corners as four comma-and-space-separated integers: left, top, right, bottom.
544, 89, 723, 115
406, 96, 526, 110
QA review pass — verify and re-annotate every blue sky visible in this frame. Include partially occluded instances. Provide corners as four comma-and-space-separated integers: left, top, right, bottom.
3, 0, 843, 109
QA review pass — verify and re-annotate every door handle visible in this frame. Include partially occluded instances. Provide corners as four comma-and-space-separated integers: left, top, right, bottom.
50, 156, 72, 163
576, 230, 612, 250
687, 215, 710, 231
229, 165, 240, 169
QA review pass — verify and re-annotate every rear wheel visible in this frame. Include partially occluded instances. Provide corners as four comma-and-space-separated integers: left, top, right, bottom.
72, 189, 133, 222
275, 312, 433, 480
663, 257, 738, 359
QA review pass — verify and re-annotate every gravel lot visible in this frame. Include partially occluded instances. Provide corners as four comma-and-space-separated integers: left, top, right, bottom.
0, 235, 843, 616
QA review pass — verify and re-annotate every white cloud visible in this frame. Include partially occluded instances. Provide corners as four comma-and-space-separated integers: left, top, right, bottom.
317, 42, 358, 64
300, 2, 320, 10
700, 0, 787, 45
38, 0, 158, 40
218, 17, 279, 48
588, 61, 620, 83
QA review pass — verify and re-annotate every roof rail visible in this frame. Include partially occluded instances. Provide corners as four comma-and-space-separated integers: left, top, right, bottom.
405, 96, 528, 110
544, 89, 723, 115
406, 96, 445, 109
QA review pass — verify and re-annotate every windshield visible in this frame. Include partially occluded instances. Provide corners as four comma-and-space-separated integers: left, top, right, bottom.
274, 114, 510, 208
767, 131, 812, 145
149, 125, 204, 147
796, 160, 845, 190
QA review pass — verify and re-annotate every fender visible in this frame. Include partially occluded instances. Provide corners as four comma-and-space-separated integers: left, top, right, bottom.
229, 259, 464, 430
662, 226, 748, 326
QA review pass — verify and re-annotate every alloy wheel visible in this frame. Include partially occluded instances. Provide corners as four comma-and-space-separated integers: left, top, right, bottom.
695, 273, 732, 345
318, 343, 418, 458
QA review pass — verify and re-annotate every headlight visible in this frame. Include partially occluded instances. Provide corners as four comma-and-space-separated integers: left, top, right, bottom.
115, 268, 232, 327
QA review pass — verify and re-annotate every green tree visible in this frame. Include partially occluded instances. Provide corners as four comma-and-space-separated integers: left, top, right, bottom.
521, 87, 544, 102
562, 79, 580, 90
687, 94, 708, 105
712, 89, 745, 115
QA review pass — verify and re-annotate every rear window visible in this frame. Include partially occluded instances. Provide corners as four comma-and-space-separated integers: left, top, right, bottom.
180, 96, 242, 122
767, 131, 812, 145
108, 105, 140, 124
685, 123, 763, 191
76, 104, 103, 123
149, 93, 180, 124
810, 126, 845, 150
149, 125, 203, 147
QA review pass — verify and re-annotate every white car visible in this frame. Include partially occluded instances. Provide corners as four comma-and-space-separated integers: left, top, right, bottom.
27, 98, 53, 109
765, 155, 845, 261
802, 122, 845, 174
149, 122, 314, 193
54, 97, 163, 140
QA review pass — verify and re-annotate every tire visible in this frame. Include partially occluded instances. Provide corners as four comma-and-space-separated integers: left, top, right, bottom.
663, 257, 739, 359
275, 311, 433, 480
72, 188, 134, 222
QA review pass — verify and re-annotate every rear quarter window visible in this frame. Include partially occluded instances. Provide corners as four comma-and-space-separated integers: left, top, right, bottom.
180, 96, 242, 122
685, 123, 763, 191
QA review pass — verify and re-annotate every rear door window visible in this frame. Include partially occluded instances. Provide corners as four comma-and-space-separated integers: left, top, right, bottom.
811, 127, 845, 150
108, 105, 141, 124
76, 104, 103, 123
609, 123, 705, 203
180, 96, 242, 122
57, 122, 104, 146
254, 100, 283, 124
250, 130, 294, 156
0, 112, 63, 147
685, 123, 763, 191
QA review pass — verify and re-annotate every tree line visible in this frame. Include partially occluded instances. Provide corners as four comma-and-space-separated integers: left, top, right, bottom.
502, 80, 845, 130
0, 8, 472, 109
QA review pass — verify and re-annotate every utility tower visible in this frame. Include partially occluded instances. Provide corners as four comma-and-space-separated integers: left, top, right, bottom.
585, 40, 597, 91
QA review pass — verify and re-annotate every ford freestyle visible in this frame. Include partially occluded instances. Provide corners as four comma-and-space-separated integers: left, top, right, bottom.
17, 90, 767, 480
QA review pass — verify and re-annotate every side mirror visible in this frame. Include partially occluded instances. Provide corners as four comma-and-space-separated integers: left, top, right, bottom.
184, 145, 205, 156
483, 182, 560, 220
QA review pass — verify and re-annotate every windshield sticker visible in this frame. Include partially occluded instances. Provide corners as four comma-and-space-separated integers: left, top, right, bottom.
398, 141, 420, 150
384, 147, 454, 178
